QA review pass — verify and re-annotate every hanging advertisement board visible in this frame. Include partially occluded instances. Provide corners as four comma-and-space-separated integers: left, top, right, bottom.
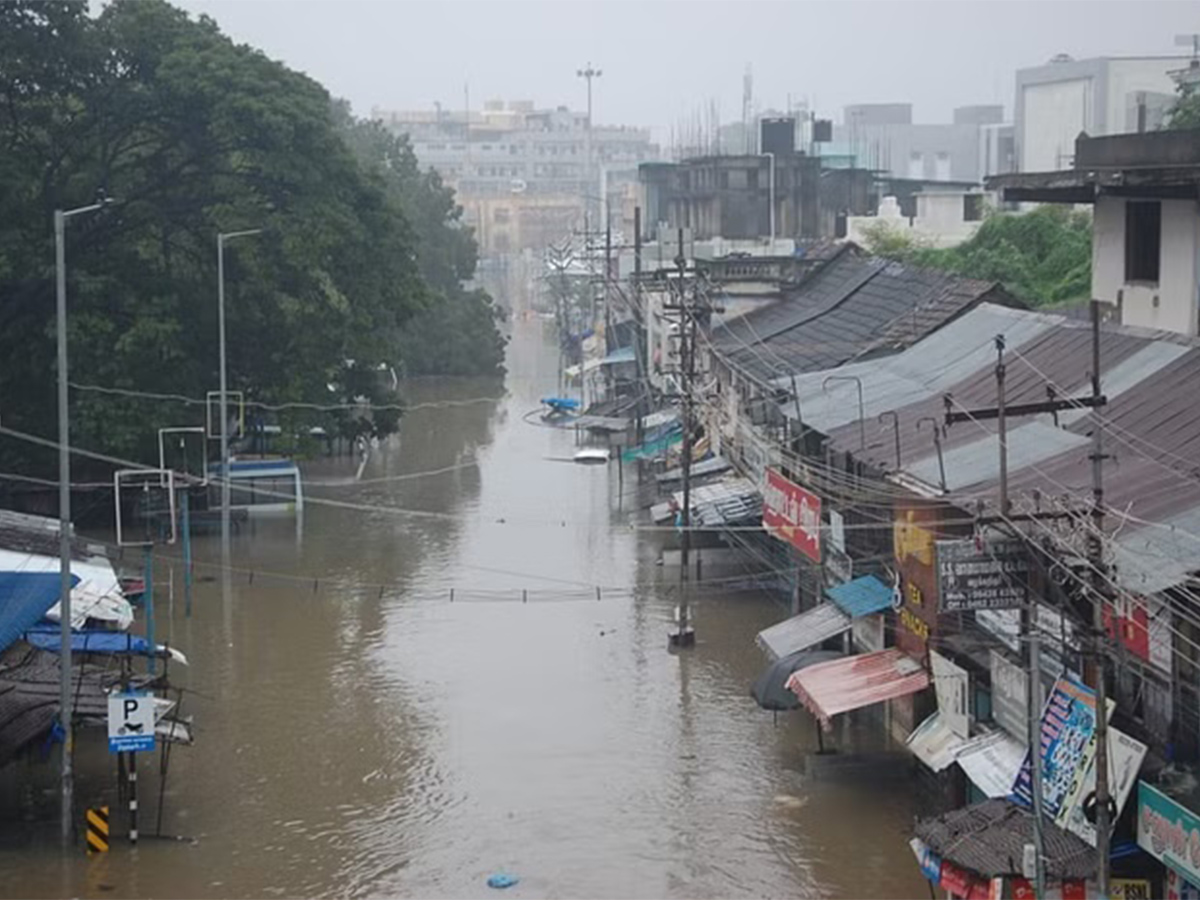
762, 468, 821, 562
936, 538, 1029, 612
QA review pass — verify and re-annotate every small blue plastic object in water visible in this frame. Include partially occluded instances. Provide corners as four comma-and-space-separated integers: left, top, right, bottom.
487, 873, 519, 889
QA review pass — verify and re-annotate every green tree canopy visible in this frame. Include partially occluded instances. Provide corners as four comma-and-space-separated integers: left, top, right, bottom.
860, 205, 1092, 308
0, 0, 503, 476
1166, 78, 1200, 130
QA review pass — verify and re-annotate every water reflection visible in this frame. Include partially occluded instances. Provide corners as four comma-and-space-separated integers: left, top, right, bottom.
0, 322, 928, 899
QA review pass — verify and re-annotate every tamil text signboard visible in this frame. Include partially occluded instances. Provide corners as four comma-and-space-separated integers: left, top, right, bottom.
762, 468, 821, 562
1139, 780, 1200, 886
936, 538, 1029, 612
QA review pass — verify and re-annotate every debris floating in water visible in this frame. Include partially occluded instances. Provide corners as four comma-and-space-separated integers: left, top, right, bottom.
487, 873, 519, 889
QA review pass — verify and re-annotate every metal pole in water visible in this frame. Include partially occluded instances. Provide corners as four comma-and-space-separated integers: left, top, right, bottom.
181, 490, 193, 618
144, 544, 155, 676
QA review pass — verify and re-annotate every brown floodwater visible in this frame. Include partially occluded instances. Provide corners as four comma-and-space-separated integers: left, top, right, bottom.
0, 321, 929, 899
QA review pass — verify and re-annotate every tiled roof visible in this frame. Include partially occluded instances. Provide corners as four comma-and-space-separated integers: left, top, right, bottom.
915, 798, 1095, 880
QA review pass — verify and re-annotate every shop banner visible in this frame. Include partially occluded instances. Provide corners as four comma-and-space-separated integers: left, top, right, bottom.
1139, 780, 1200, 886
1110, 879, 1152, 900
762, 468, 821, 562
990, 650, 1028, 741
909, 837, 942, 883
931, 651, 970, 739
1168, 867, 1200, 900
1058, 725, 1147, 846
1011, 674, 1097, 818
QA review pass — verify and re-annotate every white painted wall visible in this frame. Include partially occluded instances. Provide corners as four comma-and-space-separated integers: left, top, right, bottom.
1022, 78, 1092, 172
847, 193, 985, 249
1107, 58, 1192, 133
1092, 196, 1200, 336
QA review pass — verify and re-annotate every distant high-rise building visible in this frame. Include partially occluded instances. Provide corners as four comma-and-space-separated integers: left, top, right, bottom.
373, 100, 658, 257
829, 103, 1008, 184
1014, 54, 1192, 172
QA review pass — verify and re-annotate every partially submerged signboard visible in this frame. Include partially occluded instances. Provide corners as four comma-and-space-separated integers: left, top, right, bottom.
936, 538, 1029, 612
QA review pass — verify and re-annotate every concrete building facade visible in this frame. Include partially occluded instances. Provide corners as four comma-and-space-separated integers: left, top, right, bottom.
639, 153, 873, 243
1014, 55, 1193, 173
827, 103, 1010, 184
993, 129, 1200, 338
374, 100, 658, 256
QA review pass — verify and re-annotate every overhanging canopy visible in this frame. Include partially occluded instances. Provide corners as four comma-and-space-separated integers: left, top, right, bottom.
825, 575, 893, 618
954, 731, 1026, 799
907, 711, 969, 772
756, 603, 850, 661
906, 712, 1026, 798
786, 648, 929, 730
0, 572, 77, 655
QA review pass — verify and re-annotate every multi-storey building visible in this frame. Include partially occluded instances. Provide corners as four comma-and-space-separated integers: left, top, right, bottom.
373, 100, 659, 256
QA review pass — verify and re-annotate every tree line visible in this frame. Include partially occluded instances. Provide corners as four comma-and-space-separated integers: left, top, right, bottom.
0, 0, 505, 476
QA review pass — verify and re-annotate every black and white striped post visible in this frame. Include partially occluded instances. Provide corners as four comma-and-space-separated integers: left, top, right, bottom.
128, 751, 138, 845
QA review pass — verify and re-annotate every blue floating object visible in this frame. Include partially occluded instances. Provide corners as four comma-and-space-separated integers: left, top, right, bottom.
487, 873, 519, 890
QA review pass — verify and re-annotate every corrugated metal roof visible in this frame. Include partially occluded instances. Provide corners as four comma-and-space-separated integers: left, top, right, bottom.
906, 421, 1088, 492
714, 253, 1008, 382
756, 603, 850, 661
915, 798, 1095, 880
769, 303, 1058, 436
786, 648, 929, 731
825, 575, 894, 618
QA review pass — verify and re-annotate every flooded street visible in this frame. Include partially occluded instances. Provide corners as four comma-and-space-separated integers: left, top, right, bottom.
0, 322, 928, 899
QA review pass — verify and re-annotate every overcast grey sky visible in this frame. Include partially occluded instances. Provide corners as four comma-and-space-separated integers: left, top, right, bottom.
175, 0, 1200, 130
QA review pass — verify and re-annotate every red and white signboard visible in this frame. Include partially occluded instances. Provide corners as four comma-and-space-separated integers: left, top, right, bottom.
762, 468, 821, 562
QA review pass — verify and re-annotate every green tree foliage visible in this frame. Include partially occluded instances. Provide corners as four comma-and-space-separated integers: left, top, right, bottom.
336, 111, 507, 378
1166, 80, 1200, 130
0, 0, 503, 476
859, 206, 1092, 308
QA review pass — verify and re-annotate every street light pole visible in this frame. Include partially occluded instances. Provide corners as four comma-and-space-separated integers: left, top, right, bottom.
576, 62, 602, 222
54, 197, 109, 845
217, 229, 261, 562
761, 152, 776, 243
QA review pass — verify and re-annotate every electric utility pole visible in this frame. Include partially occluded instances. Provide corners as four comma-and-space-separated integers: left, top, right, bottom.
945, 328, 1109, 897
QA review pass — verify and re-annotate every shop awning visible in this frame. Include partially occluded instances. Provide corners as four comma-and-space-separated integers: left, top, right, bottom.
825, 575, 894, 618
907, 712, 969, 772
954, 731, 1026, 799
786, 648, 929, 730
0, 572, 76, 655
905, 713, 1026, 797
756, 603, 851, 661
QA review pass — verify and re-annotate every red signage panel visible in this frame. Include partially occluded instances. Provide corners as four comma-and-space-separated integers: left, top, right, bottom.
762, 468, 821, 562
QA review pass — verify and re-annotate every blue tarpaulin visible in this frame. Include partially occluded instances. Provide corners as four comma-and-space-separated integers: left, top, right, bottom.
0, 572, 77, 654
825, 575, 894, 618
24, 624, 163, 659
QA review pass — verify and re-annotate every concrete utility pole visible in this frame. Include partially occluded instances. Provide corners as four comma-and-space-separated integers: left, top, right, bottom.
576, 62, 602, 221
668, 228, 696, 649
944, 328, 1111, 898
54, 194, 112, 845
761, 152, 776, 242
1088, 299, 1112, 896
217, 229, 262, 563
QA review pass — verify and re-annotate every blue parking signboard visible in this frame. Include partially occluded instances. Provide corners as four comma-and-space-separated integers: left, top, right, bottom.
107, 692, 156, 753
